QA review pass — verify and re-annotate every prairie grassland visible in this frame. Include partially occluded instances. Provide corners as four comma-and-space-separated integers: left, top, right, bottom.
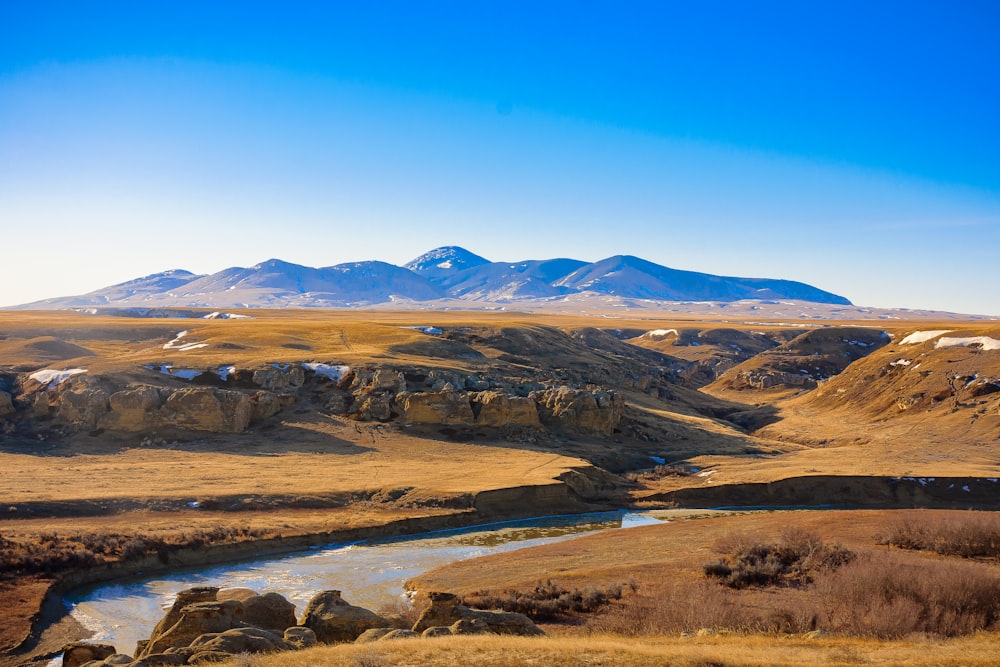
412, 511, 1000, 637
228, 632, 1000, 667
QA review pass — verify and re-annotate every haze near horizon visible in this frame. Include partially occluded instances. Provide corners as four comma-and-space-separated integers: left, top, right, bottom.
1, 2, 998, 315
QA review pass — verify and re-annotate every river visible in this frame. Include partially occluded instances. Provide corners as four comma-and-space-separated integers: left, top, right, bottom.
62, 509, 713, 656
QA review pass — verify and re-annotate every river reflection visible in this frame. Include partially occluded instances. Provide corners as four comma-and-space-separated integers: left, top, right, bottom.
63, 510, 692, 655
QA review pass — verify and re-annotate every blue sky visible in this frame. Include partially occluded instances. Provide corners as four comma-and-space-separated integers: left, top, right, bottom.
1, 1, 998, 314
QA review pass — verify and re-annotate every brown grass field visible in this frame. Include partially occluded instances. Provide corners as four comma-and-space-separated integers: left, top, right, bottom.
1, 309, 998, 665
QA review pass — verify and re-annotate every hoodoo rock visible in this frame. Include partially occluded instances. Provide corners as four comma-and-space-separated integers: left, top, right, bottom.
299, 590, 392, 643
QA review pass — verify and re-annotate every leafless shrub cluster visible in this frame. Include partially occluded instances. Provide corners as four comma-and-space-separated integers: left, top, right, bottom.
464, 579, 633, 621
877, 510, 1000, 558
703, 528, 854, 588
624, 464, 693, 483
0, 526, 266, 578
818, 551, 1000, 637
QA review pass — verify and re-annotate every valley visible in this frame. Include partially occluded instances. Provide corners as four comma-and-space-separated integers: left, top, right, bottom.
0, 307, 998, 666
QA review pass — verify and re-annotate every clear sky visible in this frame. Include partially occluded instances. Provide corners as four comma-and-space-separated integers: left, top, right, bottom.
1, 1, 998, 314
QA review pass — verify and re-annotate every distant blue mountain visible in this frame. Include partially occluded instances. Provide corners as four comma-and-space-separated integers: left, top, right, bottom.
9, 246, 851, 309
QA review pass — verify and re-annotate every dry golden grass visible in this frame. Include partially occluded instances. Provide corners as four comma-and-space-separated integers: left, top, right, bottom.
230, 632, 1000, 667
0, 418, 584, 504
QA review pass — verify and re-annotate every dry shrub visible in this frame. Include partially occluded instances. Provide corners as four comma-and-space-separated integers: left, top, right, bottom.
463, 579, 629, 621
625, 464, 693, 483
816, 550, 1000, 638
877, 510, 1000, 558
593, 579, 817, 636
704, 528, 853, 589
0, 526, 267, 578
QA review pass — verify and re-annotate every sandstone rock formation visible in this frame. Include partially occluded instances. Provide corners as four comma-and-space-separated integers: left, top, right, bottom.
216, 589, 296, 633
411, 591, 544, 636
299, 589, 392, 643
530, 386, 624, 435
60, 641, 116, 667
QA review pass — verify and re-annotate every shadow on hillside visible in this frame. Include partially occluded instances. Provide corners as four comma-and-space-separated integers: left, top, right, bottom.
0, 415, 376, 458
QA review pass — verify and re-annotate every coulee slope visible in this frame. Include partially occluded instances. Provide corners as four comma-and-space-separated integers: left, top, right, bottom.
8, 246, 851, 310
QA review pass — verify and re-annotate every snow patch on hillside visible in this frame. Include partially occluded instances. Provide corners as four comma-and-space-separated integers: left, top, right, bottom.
935, 336, 1000, 351
163, 331, 209, 351
29, 368, 87, 387
640, 329, 678, 338
302, 363, 350, 381
899, 330, 951, 345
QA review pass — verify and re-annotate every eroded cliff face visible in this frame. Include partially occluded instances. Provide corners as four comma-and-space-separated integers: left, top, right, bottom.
1, 360, 628, 440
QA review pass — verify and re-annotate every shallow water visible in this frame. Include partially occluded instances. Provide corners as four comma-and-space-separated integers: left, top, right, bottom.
62, 509, 692, 655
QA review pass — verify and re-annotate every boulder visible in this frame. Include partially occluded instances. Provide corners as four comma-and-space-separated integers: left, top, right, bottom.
448, 617, 497, 635
395, 389, 475, 425
142, 599, 242, 656
353, 628, 394, 644
282, 626, 317, 650
217, 589, 296, 633
61, 642, 116, 667
420, 626, 454, 638
143, 587, 219, 655
187, 627, 293, 655
300, 590, 392, 643
410, 592, 543, 636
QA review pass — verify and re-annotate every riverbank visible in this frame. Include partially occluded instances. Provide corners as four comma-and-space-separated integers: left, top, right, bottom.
1, 476, 622, 666
7, 473, 1000, 666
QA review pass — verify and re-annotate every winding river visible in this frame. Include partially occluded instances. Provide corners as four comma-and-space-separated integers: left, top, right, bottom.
63, 509, 701, 656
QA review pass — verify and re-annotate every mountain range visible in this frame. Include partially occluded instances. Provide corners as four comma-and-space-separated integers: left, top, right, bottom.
10, 246, 852, 310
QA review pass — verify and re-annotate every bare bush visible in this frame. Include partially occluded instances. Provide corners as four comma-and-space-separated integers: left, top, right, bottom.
464, 579, 629, 621
877, 511, 1000, 559
704, 528, 854, 589
816, 550, 1000, 638
624, 465, 693, 483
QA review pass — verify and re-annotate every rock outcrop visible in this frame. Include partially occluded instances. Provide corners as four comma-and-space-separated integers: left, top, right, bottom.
217, 589, 296, 633
59, 585, 545, 666
530, 386, 624, 435
395, 389, 476, 425
411, 591, 544, 636
61, 641, 116, 667
299, 589, 392, 643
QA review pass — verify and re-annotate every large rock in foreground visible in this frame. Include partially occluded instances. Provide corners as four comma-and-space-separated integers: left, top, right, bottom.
300, 590, 392, 643
411, 591, 544, 636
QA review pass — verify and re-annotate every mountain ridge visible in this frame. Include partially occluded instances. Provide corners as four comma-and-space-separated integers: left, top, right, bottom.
9, 246, 852, 310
